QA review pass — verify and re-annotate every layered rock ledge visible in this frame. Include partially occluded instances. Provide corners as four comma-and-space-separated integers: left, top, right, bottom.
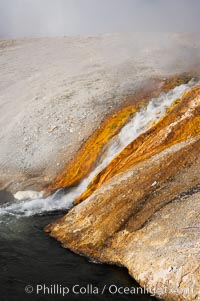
1, 33, 200, 300
46, 87, 200, 300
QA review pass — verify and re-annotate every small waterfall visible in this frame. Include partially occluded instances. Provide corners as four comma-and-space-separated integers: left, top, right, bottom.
0, 79, 199, 217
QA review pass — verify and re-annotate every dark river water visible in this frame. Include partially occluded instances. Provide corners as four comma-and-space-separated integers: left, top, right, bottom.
0, 210, 157, 301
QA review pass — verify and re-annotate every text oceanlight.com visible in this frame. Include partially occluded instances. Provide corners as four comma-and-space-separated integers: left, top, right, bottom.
24, 283, 194, 297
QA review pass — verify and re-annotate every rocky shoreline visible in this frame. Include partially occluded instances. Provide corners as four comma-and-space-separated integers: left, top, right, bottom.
45, 86, 200, 300
1, 34, 200, 300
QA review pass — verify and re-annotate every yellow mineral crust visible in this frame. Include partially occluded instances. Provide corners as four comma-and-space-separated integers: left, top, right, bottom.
45, 80, 200, 301
46, 75, 194, 194
75, 86, 200, 203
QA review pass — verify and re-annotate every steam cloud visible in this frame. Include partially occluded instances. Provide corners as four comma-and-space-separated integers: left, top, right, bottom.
0, 0, 200, 39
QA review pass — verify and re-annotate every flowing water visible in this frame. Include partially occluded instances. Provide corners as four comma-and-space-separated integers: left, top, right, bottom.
0, 78, 199, 217
0, 79, 199, 300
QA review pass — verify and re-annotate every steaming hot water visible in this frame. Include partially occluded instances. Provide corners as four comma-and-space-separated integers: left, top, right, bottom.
0, 79, 199, 217
0, 79, 199, 301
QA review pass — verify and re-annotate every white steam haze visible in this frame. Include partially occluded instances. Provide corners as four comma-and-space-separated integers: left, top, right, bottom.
0, 0, 200, 39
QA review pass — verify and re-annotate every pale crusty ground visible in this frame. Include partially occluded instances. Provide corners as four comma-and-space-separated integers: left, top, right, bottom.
46, 137, 200, 301
124, 191, 200, 301
1, 33, 200, 192
1, 33, 199, 301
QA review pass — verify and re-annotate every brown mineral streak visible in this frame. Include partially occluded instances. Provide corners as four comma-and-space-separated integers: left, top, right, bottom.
46, 75, 193, 194
45, 137, 200, 247
75, 86, 200, 203
45, 84, 200, 242
45, 82, 200, 301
